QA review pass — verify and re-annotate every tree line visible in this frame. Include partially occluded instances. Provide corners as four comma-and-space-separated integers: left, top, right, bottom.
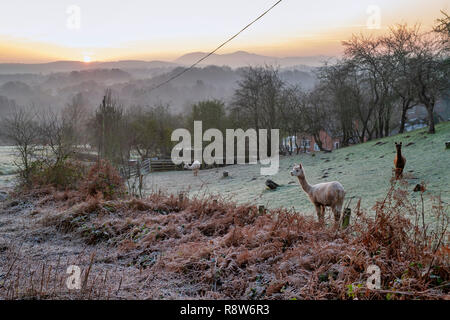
1, 12, 449, 184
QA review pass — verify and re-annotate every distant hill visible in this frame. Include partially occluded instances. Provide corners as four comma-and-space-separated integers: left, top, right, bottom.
0, 51, 331, 74
174, 51, 332, 69
0, 53, 321, 114
0, 60, 178, 75
0, 64, 318, 114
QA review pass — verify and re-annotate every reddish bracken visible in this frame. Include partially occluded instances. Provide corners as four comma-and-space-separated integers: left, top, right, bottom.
80, 160, 125, 200
1, 180, 448, 299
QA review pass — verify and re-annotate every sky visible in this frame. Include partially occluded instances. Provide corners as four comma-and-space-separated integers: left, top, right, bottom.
0, 0, 448, 63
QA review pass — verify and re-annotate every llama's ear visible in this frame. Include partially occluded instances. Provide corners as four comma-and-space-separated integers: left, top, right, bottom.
400, 142, 402, 145
299, 163, 303, 168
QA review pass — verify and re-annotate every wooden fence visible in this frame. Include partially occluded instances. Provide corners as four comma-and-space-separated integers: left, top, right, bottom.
120, 157, 233, 178
119, 158, 178, 178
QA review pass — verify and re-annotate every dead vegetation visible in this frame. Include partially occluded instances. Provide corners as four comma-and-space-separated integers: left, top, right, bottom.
1, 177, 448, 300
0, 250, 115, 300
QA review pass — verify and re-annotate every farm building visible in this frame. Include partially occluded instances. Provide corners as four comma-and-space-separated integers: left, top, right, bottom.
283, 130, 340, 153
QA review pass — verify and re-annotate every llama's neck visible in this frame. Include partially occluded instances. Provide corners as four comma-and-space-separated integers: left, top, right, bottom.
297, 175, 312, 194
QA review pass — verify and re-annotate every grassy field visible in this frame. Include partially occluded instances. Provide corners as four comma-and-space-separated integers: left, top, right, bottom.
143, 122, 450, 220
0, 122, 448, 219
0, 146, 18, 190
0, 123, 448, 300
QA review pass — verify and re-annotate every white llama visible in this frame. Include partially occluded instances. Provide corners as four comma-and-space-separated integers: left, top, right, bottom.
184, 160, 201, 176
290, 163, 345, 227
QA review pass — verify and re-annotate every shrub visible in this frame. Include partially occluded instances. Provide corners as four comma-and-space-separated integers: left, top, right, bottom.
25, 159, 85, 190
80, 160, 125, 200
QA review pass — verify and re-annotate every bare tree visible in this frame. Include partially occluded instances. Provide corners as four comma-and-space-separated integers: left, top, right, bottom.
279, 85, 304, 154
232, 66, 285, 156
233, 66, 266, 130
301, 86, 335, 151
409, 32, 448, 133
38, 109, 76, 165
128, 103, 179, 159
317, 62, 363, 145
434, 10, 450, 50
63, 92, 90, 148
381, 24, 420, 133
343, 34, 395, 138
1, 108, 39, 183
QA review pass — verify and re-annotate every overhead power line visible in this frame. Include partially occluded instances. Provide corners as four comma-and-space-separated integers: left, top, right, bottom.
148, 0, 283, 93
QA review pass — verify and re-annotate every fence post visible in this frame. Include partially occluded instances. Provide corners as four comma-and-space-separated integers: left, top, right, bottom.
258, 205, 265, 215
341, 208, 351, 229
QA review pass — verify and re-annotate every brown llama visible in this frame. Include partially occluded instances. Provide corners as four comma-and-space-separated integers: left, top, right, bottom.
394, 142, 406, 179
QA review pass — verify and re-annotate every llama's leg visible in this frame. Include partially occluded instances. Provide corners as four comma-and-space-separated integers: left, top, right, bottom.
320, 206, 325, 225
395, 167, 402, 179
315, 204, 324, 225
332, 205, 342, 228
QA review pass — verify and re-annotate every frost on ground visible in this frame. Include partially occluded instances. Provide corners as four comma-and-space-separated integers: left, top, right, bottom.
142, 122, 450, 223
0, 184, 448, 300
0, 124, 449, 299
0, 146, 18, 190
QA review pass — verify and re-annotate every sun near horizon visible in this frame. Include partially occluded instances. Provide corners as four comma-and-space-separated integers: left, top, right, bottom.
0, 0, 448, 64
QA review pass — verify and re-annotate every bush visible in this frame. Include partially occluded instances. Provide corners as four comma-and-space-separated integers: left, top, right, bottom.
80, 160, 125, 200
25, 160, 85, 190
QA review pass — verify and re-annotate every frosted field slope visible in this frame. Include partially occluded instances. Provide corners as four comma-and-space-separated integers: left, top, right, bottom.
0, 146, 18, 189
143, 122, 450, 221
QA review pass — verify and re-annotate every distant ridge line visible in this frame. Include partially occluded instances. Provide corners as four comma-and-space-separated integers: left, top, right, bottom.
146, 0, 283, 93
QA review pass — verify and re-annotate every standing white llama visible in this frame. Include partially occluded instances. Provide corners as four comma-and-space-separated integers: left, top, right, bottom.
184, 160, 201, 176
290, 163, 345, 227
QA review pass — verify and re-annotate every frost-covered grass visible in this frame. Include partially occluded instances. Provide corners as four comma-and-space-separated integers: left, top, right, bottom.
0, 146, 19, 189
2, 187, 447, 299
0, 123, 448, 219
0, 127, 448, 300
143, 122, 450, 220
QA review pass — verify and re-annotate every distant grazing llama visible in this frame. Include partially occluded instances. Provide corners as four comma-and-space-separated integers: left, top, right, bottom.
184, 160, 201, 176
394, 142, 406, 179
291, 163, 345, 227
